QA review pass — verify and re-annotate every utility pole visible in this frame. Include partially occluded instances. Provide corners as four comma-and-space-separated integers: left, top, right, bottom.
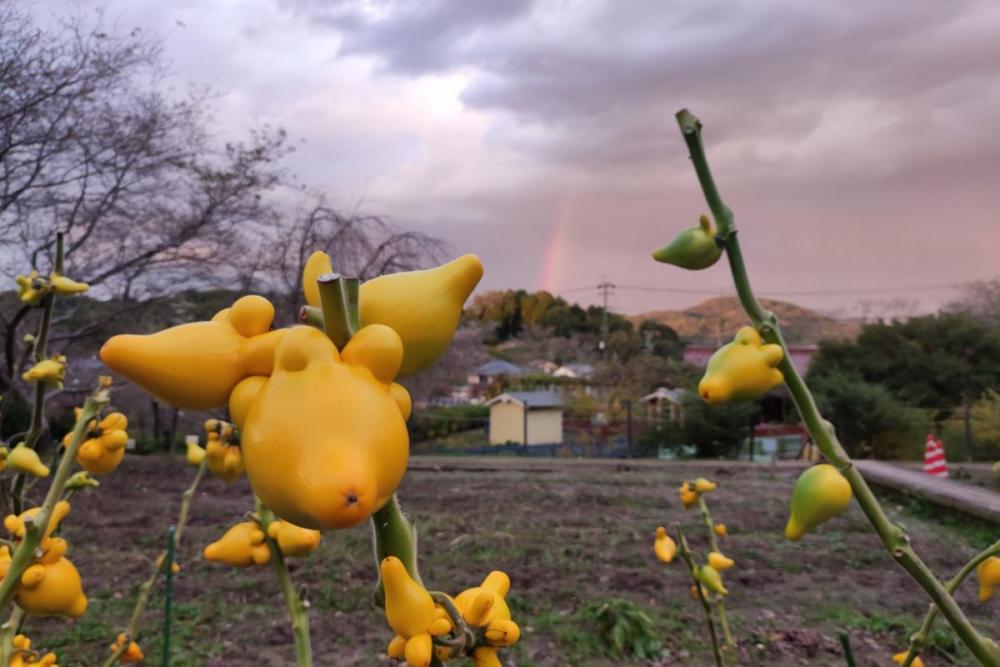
597, 279, 615, 357
624, 400, 633, 458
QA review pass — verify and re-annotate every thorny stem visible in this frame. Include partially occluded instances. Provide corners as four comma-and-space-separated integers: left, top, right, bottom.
675, 108, 1000, 666
431, 591, 475, 650
900, 539, 1000, 667
675, 526, 724, 667
696, 495, 735, 656
101, 459, 208, 667
256, 498, 312, 667
0, 607, 25, 664
12, 234, 64, 515
0, 383, 108, 621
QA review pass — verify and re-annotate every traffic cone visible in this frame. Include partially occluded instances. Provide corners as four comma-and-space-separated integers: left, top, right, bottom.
923, 434, 948, 479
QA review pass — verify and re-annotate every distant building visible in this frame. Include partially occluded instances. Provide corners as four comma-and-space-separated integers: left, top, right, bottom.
526, 359, 560, 375
486, 390, 564, 445
467, 359, 524, 389
683, 344, 819, 375
639, 387, 687, 424
552, 363, 594, 379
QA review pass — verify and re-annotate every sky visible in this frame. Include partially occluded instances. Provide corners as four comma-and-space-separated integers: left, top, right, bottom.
34, 0, 1000, 316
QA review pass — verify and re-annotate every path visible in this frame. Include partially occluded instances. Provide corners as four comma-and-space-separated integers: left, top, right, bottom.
850, 460, 1000, 523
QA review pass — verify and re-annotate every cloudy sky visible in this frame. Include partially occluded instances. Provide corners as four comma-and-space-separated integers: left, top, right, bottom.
36, 0, 1000, 315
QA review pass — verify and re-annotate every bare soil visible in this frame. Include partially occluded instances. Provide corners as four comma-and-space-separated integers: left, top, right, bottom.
23, 456, 998, 666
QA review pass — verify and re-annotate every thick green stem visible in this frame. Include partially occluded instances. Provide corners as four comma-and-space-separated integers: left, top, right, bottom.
0, 385, 108, 613
299, 305, 325, 329
900, 539, 1000, 667
102, 459, 208, 667
839, 631, 858, 667
675, 108, 1000, 666
696, 495, 735, 654
675, 526, 724, 667
317, 273, 360, 349
0, 607, 25, 664
256, 499, 312, 667
370, 495, 422, 607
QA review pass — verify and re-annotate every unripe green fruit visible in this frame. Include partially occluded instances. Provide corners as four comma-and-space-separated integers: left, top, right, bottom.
652, 215, 722, 270
785, 464, 852, 540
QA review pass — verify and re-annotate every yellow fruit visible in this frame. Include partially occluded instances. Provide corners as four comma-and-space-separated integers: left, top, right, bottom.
203, 522, 270, 568
651, 215, 723, 271
5, 444, 50, 478
100, 295, 279, 409
10, 634, 59, 667
302, 253, 484, 378
453, 571, 519, 648
893, 652, 924, 667
714, 523, 727, 537
232, 325, 410, 530
49, 273, 89, 295
21, 356, 66, 388
693, 477, 716, 493
698, 327, 784, 404
785, 464, 852, 540
0, 546, 88, 617
267, 520, 322, 558
4, 501, 71, 539
653, 527, 676, 564
109, 633, 144, 663
978, 556, 1000, 602
186, 441, 206, 466
71, 412, 128, 476
679, 482, 699, 509
381, 556, 443, 667
707, 551, 735, 571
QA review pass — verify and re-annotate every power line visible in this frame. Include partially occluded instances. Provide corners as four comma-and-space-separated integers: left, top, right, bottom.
554, 282, 966, 297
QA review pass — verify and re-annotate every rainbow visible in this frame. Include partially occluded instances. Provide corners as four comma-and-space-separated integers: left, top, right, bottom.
540, 199, 572, 292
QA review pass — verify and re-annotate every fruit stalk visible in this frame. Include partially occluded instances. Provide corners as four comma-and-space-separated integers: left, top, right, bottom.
317, 273, 360, 349
0, 382, 108, 616
696, 496, 735, 653
675, 108, 1000, 666
371, 495, 422, 607
899, 539, 1000, 667
675, 525, 724, 667
11, 233, 63, 515
256, 497, 313, 667
102, 458, 208, 667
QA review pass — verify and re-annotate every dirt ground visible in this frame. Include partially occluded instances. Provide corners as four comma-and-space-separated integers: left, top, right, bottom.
21, 456, 999, 666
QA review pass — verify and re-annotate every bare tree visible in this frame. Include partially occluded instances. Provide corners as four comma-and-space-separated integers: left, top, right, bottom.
253, 195, 447, 323
945, 279, 1000, 328
0, 2, 287, 395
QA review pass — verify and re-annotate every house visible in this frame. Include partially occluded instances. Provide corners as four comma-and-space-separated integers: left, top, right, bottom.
639, 387, 687, 424
467, 359, 524, 387
552, 363, 594, 380
486, 390, 564, 445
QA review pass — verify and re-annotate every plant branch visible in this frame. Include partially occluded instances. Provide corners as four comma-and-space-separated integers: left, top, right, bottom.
675, 108, 1000, 666
0, 383, 108, 613
255, 498, 312, 667
697, 495, 735, 653
370, 495, 422, 608
675, 525, 723, 667
101, 459, 208, 667
900, 539, 1000, 667
317, 273, 360, 349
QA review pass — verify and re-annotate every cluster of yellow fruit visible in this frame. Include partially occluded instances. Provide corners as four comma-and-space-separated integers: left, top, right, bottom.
14, 271, 88, 306
381, 557, 520, 667
656, 478, 735, 599
62, 411, 129, 476
203, 519, 321, 567
203, 419, 245, 484
0, 502, 87, 618
108, 635, 143, 664
8, 634, 58, 667
100, 253, 483, 531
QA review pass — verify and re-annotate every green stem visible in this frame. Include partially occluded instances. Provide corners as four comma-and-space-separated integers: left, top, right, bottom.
370, 495, 422, 608
675, 526, 723, 667
101, 459, 208, 667
696, 495, 735, 654
0, 607, 25, 664
0, 384, 109, 613
900, 539, 1000, 667
298, 305, 324, 329
316, 273, 360, 349
675, 108, 1000, 666
839, 631, 858, 667
256, 498, 312, 667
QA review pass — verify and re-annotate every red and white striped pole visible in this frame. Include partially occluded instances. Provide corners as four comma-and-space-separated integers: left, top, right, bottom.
923, 434, 949, 479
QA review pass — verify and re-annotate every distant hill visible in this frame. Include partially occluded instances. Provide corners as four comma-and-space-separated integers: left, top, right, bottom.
635, 297, 860, 344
